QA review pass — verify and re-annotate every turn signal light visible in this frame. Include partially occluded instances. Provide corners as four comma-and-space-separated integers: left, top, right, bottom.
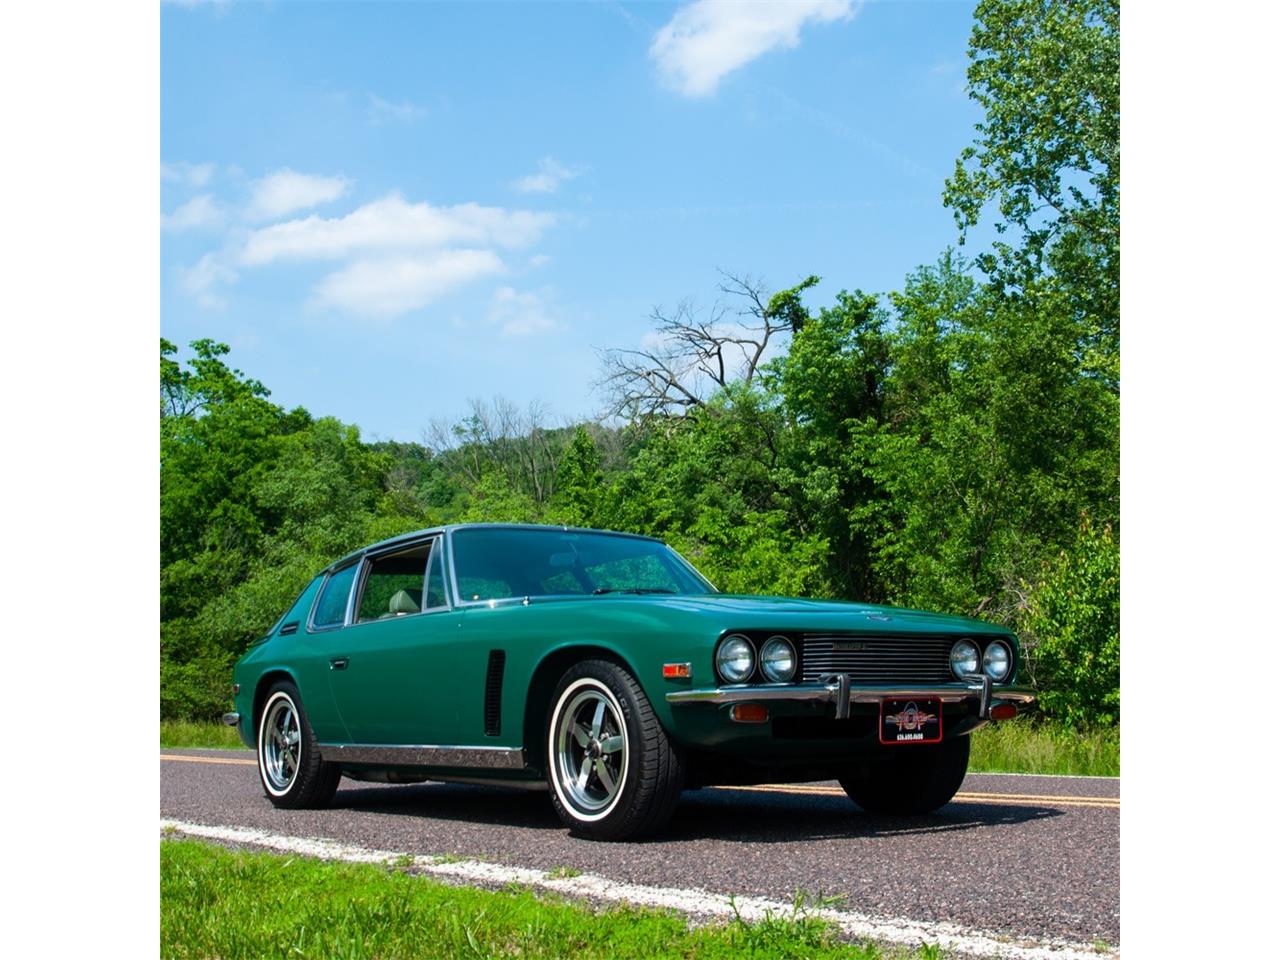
990, 703, 1017, 721
662, 662, 691, 679
730, 703, 769, 723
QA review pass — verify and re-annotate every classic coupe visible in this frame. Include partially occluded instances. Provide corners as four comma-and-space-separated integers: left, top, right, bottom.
226, 524, 1034, 840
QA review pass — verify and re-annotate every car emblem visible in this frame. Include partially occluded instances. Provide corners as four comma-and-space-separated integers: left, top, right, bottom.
864, 613, 892, 622
883, 701, 937, 732
831, 640, 866, 651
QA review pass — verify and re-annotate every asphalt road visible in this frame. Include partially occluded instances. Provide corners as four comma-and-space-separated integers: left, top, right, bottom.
161, 749, 1119, 952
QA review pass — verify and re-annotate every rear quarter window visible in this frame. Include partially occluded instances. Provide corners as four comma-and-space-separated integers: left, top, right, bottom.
312, 563, 359, 628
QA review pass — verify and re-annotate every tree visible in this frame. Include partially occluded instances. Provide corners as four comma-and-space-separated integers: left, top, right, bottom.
869, 255, 1118, 620
161, 337, 269, 419
944, 0, 1119, 384
772, 287, 892, 601
425, 398, 565, 508
598, 273, 818, 420
1020, 518, 1120, 727
160, 339, 433, 719
550, 426, 605, 526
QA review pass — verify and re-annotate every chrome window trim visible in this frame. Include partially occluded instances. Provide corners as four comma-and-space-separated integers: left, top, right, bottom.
444, 526, 716, 609
349, 535, 453, 626
446, 526, 465, 607
316, 743, 525, 770
306, 560, 363, 633
668, 548, 718, 593
423, 535, 453, 613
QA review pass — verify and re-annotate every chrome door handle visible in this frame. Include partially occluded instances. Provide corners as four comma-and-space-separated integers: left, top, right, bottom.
329, 657, 349, 671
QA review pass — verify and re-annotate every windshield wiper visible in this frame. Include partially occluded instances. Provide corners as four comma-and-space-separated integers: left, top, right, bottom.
591, 587, 676, 595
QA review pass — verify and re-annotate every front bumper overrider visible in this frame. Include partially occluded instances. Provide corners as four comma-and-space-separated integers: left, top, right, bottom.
666, 676, 1035, 720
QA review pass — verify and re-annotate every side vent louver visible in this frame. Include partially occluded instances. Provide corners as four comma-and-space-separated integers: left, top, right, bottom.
484, 650, 506, 737
279, 621, 299, 636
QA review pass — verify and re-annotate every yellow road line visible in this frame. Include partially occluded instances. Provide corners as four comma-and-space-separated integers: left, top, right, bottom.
957, 793, 1116, 808
716, 783, 1119, 809
158, 754, 1119, 808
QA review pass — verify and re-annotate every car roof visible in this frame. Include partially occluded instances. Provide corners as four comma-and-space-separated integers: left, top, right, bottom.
324, 522, 662, 573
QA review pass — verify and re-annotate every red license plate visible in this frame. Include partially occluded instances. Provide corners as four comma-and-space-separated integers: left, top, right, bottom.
879, 697, 943, 745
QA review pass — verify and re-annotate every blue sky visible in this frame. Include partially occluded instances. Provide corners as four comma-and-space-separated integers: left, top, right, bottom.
161, 0, 985, 441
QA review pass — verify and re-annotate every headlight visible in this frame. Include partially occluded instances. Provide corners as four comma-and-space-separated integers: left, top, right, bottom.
950, 639, 980, 678
983, 641, 1011, 681
716, 635, 755, 684
759, 636, 796, 683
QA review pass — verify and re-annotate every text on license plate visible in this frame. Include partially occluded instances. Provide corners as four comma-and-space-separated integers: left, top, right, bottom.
879, 697, 942, 745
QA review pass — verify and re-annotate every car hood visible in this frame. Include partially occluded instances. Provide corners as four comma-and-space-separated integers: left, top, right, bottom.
643, 593, 1006, 635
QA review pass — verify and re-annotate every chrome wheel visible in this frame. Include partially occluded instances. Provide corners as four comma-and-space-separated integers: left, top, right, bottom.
259, 693, 301, 795
552, 680, 628, 818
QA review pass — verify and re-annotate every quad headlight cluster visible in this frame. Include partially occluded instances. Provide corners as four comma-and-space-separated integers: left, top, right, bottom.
715, 633, 1011, 685
950, 638, 1013, 681
715, 634, 797, 684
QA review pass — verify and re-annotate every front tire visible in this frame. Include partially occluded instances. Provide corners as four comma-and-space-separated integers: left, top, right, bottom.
839, 735, 970, 815
256, 681, 341, 809
546, 659, 684, 841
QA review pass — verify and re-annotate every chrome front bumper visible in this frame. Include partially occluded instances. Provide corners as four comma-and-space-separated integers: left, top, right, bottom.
666, 677, 1035, 720
222, 712, 241, 726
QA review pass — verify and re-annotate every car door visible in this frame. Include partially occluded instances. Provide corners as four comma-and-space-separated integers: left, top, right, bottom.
319, 536, 466, 746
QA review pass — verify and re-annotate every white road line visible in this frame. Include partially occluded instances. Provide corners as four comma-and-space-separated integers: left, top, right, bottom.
160, 818, 1117, 960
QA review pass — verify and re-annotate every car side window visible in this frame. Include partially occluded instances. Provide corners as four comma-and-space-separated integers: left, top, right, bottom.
312, 563, 359, 629
425, 540, 448, 610
355, 542, 433, 622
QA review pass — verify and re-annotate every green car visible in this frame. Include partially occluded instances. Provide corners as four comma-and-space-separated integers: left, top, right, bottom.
227, 523, 1034, 840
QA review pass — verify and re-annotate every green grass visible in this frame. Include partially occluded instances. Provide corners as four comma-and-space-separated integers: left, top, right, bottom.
162, 839, 939, 960
968, 721, 1119, 777
161, 718, 1118, 777
546, 864, 583, 879
161, 720, 248, 750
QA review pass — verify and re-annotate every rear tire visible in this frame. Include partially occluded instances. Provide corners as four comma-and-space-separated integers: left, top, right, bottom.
545, 659, 684, 841
839, 735, 969, 815
256, 681, 341, 809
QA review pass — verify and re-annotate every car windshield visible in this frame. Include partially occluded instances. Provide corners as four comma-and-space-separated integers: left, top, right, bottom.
449, 527, 716, 602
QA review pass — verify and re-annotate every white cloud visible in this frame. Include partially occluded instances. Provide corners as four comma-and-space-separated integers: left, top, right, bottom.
510, 157, 581, 194
161, 160, 215, 187
247, 168, 350, 221
650, 1, 855, 97
240, 192, 553, 266
368, 94, 425, 124
176, 253, 237, 309
489, 286, 563, 337
529, 254, 552, 268
162, 193, 224, 232
169, 183, 556, 319
311, 250, 504, 318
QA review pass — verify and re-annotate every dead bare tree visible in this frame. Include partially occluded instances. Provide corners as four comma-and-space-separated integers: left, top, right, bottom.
597, 272, 796, 421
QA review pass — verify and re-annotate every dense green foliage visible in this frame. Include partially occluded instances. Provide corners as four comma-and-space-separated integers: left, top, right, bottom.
160, 338, 430, 718
1020, 520, 1120, 727
159, 0, 1118, 731
162, 839, 939, 959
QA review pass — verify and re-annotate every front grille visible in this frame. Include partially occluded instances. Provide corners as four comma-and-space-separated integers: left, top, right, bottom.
799, 634, 961, 684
